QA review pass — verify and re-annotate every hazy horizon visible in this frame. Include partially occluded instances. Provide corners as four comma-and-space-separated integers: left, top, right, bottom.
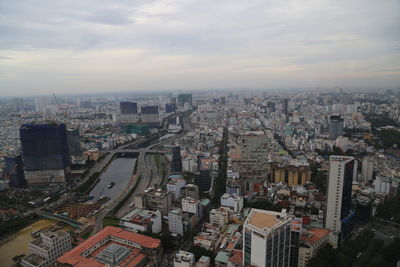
1, 0, 399, 97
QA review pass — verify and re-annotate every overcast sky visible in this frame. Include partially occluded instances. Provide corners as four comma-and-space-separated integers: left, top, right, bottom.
0, 0, 399, 96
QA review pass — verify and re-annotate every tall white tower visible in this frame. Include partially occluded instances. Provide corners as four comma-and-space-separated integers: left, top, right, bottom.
325, 156, 357, 247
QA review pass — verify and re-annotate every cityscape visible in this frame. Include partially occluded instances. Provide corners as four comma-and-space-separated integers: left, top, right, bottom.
1, 0, 400, 266
0, 89, 399, 267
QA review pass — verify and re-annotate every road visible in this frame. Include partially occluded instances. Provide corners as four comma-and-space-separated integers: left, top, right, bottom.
92, 111, 193, 231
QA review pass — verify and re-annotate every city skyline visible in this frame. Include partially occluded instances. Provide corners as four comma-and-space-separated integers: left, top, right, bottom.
1, 0, 400, 96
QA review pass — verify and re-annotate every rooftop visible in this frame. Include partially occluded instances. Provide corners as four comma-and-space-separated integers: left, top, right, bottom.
22, 253, 47, 267
300, 228, 330, 245
57, 226, 160, 267
245, 208, 289, 232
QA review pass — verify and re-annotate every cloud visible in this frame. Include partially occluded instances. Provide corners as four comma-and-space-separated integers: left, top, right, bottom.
0, 0, 399, 96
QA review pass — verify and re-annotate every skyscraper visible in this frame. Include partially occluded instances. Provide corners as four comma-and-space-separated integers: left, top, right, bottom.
325, 156, 357, 247
4, 155, 26, 188
141, 105, 160, 128
66, 128, 81, 156
282, 98, 289, 115
119, 102, 138, 124
243, 208, 291, 267
329, 115, 344, 140
194, 168, 211, 192
120, 102, 138, 114
171, 146, 183, 174
20, 123, 70, 186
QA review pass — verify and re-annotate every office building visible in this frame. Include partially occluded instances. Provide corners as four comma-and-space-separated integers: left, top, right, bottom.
298, 228, 330, 267
20, 123, 70, 186
174, 251, 195, 267
230, 134, 269, 193
325, 156, 357, 247
66, 128, 81, 156
171, 146, 183, 174
267, 101, 276, 113
195, 168, 212, 192
119, 101, 139, 124
134, 187, 172, 216
329, 115, 344, 140
178, 94, 192, 107
4, 156, 26, 188
166, 103, 177, 113
282, 98, 289, 122
168, 209, 196, 236
57, 226, 162, 267
243, 209, 291, 267
21, 230, 72, 267
120, 101, 138, 114
290, 217, 302, 267
119, 208, 162, 234
141, 105, 160, 128
167, 177, 187, 201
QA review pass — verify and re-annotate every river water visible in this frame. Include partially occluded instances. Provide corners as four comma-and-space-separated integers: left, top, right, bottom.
89, 157, 136, 202
0, 158, 136, 266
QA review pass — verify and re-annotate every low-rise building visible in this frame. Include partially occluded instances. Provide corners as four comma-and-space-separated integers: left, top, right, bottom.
57, 226, 162, 267
167, 178, 187, 201
169, 209, 197, 236
182, 184, 200, 199
174, 250, 196, 267
182, 197, 202, 218
210, 208, 229, 227
220, 193, 244, 213
21, 230, 72, 267
196, 256, 211, 267
298, 228, 330, 267
134, 186, 172, 216
119, 208, 162, 234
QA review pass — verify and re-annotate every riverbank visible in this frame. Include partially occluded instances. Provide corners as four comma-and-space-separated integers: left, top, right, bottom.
0, 219, 55, 266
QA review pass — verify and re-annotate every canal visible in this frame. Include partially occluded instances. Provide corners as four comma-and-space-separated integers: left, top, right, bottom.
89, 157, 136, 202
0, 219, 72, 266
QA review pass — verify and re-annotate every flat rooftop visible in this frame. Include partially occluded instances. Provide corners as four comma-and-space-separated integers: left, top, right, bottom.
245, 209, 288, 232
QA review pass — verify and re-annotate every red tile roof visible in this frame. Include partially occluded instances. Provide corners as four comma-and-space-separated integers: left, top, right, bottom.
57, 226, 160, 267
300, 228, 330, 245
229, 249, 243, 264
